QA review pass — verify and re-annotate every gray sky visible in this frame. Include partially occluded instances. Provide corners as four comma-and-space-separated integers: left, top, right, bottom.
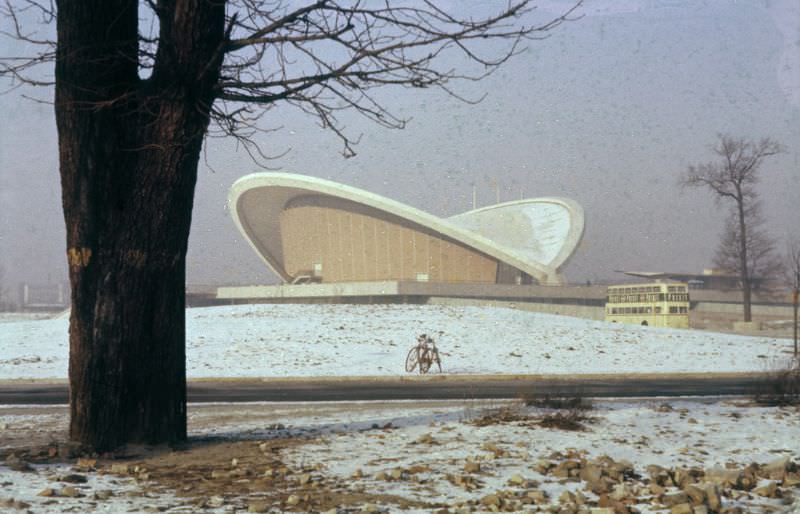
1, 0, 798, 289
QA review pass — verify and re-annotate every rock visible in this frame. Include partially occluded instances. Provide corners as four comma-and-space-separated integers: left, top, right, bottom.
527, 490, 547, 503
60, 486, 82, 498
761, 457, 791, 480
753, 481, 777, 498
110, 463, 130, 474
0, 498, 31, 510
700, 483, 721, 511
286, 494, 301, 506
552, 460, 581, 478
649, 483, 666, 496
534, 459, 553, 474
480, 494, 501, 507
374, 471, 388, 481
322, 509, 338, 514
784, 472, 800, 487
683, 484, 706, 505
416, 433, 436, 445
37, 488, 56, 497
705, 467, 741, 487
258, 442, 269, 452
464, 461, 481, 473
508, 474, 525, 486
360, 504, 380, 513
669, 503, 693, 514
589, 509, 615, 514
94, 490, 113, 500
207, 496, 225, 507
390, 468, 404, 480
211, 469, 228, 479
580, 464, 603, 484
662, 491, 689, 507
75, 458, 97, 471
6, 460, 34, 473
647, 465, 671, 486
248, 500, 270, 513
672, 468, 693, 488
60, 473, 88, 484
609, 483, 634, 502
692, 506, 708, 514
297, 473, 312, 485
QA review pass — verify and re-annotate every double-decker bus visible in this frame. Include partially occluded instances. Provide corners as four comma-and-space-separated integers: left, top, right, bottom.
605, 281, 690, 328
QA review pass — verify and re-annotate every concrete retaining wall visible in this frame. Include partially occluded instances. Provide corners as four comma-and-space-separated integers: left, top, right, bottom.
426, 296, 605, 320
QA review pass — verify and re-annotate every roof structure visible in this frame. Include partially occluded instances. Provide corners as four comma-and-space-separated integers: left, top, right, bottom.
229, 173, 585, 285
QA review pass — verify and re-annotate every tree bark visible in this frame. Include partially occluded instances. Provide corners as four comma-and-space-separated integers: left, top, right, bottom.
55, 0, 224, 450
736, 197, 752, 322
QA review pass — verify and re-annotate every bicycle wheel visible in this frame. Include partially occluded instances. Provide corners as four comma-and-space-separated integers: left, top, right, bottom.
419, 350, 432, 374
405, 347, 419, 372
432, 349, 442, 373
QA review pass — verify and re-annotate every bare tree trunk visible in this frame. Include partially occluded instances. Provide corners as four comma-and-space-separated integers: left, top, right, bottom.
55, 0, 223, 450
793, 285, 798, 358
736, 199, 752, 322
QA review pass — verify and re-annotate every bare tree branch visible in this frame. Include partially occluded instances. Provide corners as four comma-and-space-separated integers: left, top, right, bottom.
680, 134, 784, 321
2, 0, 583, 156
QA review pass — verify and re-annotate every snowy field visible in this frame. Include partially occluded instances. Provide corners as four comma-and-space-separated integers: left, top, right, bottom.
1, 399, 798, 513
0, 304, 793, 380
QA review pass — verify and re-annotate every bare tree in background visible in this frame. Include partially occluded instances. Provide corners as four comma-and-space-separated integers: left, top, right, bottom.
681, 135, 783, 323
0, 265, 7, 310
787, 238, 800, 357
1, 0, 580, 450
713, 201, 783, 291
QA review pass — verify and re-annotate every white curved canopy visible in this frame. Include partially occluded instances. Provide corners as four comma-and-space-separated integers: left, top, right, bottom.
229, 173, 584, 285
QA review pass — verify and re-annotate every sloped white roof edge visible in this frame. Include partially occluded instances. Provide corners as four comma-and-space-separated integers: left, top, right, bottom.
449, 197, 585, 271
229, 173, 577, 284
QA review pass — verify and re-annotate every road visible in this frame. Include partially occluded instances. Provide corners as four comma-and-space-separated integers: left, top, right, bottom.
0, 372, 769, 404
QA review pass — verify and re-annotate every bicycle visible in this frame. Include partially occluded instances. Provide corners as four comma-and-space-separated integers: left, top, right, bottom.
405, 333, 443, 374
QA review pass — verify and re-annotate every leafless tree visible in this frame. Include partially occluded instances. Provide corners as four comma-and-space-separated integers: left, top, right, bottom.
0, 265, 7, 310
713, 201, 783, 289
1, 0, 581, 450
681, 135, 784, 322
786, 238, 800, 357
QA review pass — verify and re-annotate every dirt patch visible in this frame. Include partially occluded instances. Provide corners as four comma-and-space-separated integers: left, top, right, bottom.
107, 438, 440, 512
468, 405, 594, 431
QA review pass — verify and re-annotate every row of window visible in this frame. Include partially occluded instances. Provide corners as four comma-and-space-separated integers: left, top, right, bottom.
608, 305, 688, 315
607, 293, 689, 303
607, 285, 687, 295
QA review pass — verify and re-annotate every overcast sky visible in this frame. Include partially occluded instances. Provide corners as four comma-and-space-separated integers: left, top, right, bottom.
1, 0, 798, 289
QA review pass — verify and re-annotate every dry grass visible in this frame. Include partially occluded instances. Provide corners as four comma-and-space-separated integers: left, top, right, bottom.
469, 406, 529, 427
468, 403, 595, 432
753, 357, 800, 406
534, 411, 593, 431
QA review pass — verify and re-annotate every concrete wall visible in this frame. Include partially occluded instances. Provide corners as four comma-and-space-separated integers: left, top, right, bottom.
692, 301, 793, 318
426, 296, 605, 319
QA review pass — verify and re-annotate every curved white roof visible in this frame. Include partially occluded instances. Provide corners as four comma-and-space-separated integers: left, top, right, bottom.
229, 173, 585, 285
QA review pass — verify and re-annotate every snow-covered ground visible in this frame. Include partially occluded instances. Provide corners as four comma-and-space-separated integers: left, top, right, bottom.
0, 304, 793, 380
1, 399, 798, 513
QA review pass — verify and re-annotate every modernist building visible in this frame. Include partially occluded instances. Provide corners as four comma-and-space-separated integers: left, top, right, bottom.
229, 173, 584, 286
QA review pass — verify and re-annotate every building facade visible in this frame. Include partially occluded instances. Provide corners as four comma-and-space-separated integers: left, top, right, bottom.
230, 173, 585, 286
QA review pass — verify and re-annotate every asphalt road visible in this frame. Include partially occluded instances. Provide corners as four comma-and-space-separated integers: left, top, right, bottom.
0, 373, 769, 405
